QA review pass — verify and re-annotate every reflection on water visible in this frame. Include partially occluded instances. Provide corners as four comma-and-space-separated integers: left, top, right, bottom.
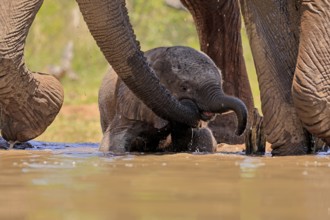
1, 142, 330, 220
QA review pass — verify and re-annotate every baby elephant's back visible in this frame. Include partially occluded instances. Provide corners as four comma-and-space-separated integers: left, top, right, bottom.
99, 66, 168, 134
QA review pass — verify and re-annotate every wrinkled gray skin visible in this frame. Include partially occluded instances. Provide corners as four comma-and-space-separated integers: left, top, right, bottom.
0, 1, 64, 145
0, 0, 202, 148
2, 0, 330, 156
240, 0, 330, 155
181, 0, 330, 155
98, 46, 247, 153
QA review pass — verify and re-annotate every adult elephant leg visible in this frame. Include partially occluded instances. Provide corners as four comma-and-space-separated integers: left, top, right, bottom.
292, 1, 330, 144
240, 0, 311, 155
181, 0, 254, 144
76, 0, 199, 127
0, 0, 64, 143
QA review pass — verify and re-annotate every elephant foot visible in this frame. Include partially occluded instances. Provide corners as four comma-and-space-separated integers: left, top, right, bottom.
0, 137, 33, 150
191, 127, 217, 153
0, 58, 64, 143
271, 144, 308, 156
270, 129, 310, 156
11, 141, 34, 150
245, 108, 266, 155
311, 137, 329, 153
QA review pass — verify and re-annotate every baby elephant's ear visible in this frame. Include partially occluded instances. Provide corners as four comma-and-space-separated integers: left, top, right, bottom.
144, 47, 171, 77
150, 59, 172, 78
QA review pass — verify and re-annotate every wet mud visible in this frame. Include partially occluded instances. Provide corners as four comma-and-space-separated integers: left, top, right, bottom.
1, 139, 330, 219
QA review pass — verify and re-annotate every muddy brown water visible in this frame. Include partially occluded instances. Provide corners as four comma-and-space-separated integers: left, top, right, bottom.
1, 141, 330, 220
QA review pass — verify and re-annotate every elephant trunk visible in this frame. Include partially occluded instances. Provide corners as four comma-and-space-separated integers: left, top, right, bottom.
200, 84, 247, 136
212, 95, 248, 136
75, 0, 199, 127
292, 1, 330, 143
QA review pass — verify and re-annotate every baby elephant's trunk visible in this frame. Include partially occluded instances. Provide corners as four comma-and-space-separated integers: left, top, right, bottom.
205, 90, 247, 135
216, 95, 247, 135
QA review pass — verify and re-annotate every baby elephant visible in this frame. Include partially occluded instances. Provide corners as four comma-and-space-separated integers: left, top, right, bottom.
98, 46, 247, 153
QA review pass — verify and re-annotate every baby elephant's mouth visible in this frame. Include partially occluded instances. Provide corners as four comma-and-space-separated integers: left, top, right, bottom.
179, 98, 217, 122
200, 111, 216, 121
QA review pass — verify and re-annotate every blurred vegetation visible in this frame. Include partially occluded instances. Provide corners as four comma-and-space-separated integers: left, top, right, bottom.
25, 0, 259, 143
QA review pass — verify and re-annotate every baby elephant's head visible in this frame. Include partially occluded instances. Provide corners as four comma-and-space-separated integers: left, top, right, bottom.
146, 46, 247, 135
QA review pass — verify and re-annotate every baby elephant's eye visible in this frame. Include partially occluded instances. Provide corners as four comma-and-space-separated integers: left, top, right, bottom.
181, 86, 188, 91
180, 84, 190, 92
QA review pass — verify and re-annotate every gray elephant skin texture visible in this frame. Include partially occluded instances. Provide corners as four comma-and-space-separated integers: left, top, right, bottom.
2, 0, 330, 156
98, 46, 247, 153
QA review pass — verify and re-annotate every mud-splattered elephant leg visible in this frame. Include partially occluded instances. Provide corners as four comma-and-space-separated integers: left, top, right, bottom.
181, 0, 254, 144
170, 121, 216, 153
191, 127, 217, 152
240, 0, 311, 155
100, 115, 170, 153
245, 108, 266, 155
99, 115, 142, 153
292, 1, 330, 145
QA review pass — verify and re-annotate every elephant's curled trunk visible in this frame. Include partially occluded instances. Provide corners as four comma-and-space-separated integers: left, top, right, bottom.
203, 85, 247, 136
213, 95, 248, 136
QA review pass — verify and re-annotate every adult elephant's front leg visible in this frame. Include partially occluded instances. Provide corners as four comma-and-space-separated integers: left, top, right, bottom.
292, 1, 330, 145
181, 0, 254, 144
240, 0, 310, 155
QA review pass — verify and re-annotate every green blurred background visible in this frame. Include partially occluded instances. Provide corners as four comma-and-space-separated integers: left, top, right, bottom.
25, 0, 260, 143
